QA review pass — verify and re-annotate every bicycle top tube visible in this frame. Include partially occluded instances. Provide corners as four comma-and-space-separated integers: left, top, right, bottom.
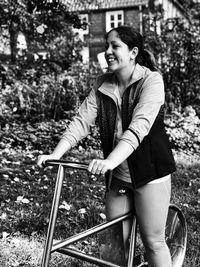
44, 159, 89, 171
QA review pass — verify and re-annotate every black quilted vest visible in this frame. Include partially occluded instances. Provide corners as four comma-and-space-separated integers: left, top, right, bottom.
97, 81, 176, 189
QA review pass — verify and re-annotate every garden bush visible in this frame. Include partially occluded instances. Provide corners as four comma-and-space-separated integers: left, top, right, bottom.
1, 18, 200, 125
0, 61, 102, 125
1, 105, 200, 156
0, 62, 100, 125
0, 120, 101, 155
165, 105, 200, 153
143, 14, 200, 115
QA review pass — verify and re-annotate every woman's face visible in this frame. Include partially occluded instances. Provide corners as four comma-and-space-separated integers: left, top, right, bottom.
105, 30, 135, 73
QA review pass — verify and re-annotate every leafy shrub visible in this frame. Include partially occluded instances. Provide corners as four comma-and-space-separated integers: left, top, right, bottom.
1, 16, 200, 125
165, 106, 200, 152
0, 61, 102, 124
143, 15, 200, 114
1, 105, 200, 155
0, 120, 101, 154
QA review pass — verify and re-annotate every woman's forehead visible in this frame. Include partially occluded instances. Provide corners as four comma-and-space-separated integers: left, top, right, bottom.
106, 30, 121, 42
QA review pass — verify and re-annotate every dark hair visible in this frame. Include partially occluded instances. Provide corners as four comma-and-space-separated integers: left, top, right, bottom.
105, 26, 158, 72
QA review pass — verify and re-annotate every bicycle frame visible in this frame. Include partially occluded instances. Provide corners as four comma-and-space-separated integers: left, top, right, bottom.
41, 160, 141, 267
40, 160, 187, 267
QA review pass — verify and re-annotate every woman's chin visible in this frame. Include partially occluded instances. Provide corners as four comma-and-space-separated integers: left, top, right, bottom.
107, 65, 115, 72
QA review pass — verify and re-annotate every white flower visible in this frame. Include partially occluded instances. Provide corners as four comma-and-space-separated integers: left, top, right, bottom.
2, 231, 9, 239
78, 208, 86, 214
0, 213, 7, 220
36, 24, 46, 34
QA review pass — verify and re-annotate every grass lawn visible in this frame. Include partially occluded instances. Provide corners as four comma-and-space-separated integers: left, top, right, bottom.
0, 146, 200, 267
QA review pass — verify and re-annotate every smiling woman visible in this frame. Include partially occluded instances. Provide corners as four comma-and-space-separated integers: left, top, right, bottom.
104, 30, 137, 82
37, 26, 176, 267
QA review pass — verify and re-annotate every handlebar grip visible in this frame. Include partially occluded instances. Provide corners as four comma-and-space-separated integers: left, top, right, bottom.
44, 159, 89, 171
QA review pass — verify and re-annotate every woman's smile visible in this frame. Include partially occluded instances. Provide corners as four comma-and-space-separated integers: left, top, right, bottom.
107, 56, 117, 65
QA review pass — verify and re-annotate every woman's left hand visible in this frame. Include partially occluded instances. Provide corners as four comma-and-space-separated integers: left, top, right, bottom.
88, 159, 115, 175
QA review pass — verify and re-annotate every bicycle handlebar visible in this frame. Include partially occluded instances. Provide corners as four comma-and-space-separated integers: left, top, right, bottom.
44, 159, 89, 171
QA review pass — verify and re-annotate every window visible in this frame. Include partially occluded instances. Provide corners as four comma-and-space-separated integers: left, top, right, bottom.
106, 10, 124, 32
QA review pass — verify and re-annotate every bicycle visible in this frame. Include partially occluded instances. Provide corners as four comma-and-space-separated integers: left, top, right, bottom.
41, 159, 187, 267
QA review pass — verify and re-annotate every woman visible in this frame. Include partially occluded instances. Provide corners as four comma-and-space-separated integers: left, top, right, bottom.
38, 26, 176, 267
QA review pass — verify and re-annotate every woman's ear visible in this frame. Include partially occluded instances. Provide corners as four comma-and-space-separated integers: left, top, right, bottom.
131, 47, 139, 60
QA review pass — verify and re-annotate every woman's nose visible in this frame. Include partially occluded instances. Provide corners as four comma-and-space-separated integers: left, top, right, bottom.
105, 45, 112, 54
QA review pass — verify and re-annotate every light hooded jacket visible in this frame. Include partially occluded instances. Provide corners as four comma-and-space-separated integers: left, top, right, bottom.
62, 63, 176, 189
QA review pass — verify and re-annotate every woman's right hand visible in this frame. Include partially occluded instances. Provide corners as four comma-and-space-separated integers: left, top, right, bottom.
37, 139, 71, 167
37, 154, 60, 168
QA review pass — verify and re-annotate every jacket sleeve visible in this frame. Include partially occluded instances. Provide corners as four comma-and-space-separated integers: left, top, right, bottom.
61, 88, 98, 147
120, 71, 165, 150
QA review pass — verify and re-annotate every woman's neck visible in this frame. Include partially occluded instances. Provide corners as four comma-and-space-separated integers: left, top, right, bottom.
116, 64, 136, 95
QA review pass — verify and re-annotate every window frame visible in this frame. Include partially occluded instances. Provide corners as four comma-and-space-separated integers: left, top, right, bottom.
105, 10, 124, 32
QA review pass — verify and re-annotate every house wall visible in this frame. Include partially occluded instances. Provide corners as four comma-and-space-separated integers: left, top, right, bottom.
88, 12, 105, 60
162, 0, 183, 20
90, 12, 105, 34
124, 9, 140, 29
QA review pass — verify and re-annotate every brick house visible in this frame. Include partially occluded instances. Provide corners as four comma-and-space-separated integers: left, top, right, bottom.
67, 0, 185, 64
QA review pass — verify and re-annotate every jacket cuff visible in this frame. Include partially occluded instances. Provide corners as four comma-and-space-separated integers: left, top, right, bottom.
120, 129, 140, 150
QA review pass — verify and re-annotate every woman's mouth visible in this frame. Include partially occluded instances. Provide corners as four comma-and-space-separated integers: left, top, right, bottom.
107, 57, 116, 65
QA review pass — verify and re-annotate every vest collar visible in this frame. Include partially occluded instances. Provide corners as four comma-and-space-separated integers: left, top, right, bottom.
98, 63, 145, 99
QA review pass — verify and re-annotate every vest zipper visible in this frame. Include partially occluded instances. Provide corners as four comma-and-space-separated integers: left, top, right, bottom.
107, 100, 118, 191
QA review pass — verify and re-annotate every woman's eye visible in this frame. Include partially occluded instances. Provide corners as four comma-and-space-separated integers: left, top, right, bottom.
105, 43, 119, 50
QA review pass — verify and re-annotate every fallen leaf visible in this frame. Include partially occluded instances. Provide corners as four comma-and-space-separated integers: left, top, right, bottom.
16, 196, 30, 204
99, 213, 106, 220
59, 201, 72, 211
21, 198, 30, 204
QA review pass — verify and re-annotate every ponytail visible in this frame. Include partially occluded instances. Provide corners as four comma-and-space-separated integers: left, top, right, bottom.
137, 49, 159, 72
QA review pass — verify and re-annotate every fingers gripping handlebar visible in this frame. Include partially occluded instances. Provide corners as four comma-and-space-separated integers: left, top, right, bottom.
44, 159, 89, 171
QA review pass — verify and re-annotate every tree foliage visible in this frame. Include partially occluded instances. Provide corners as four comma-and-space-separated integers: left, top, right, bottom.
0, 0, 200, 124
143, 3, 200, 114
0, 0, 92, 123
0, 0, 85, 63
